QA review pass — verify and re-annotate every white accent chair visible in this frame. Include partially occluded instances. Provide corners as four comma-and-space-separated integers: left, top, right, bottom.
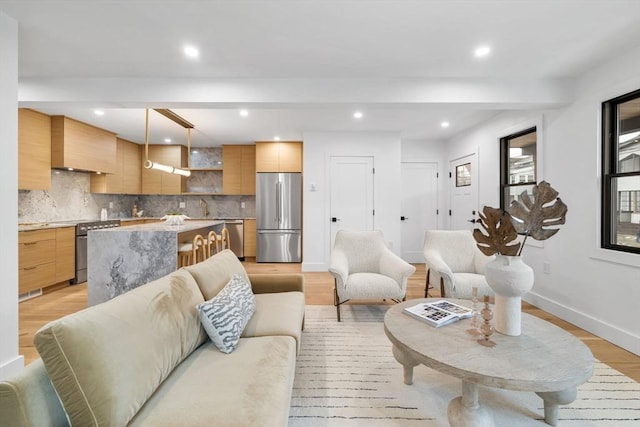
423, 230, 494, 299
329, 230, 416, 321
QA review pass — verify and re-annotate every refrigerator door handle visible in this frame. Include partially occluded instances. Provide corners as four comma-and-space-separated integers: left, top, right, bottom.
276, 180, 282, 225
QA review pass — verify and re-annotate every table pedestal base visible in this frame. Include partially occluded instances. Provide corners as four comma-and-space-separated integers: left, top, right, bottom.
447, 381, 495, 427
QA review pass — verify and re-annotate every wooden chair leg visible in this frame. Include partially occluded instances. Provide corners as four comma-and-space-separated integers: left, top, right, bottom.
440, 277, 446, 298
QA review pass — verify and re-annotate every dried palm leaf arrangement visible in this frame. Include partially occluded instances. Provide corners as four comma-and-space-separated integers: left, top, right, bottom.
473, 181, 568, 256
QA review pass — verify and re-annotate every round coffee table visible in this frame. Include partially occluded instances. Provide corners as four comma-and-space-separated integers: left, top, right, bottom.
384, 299, 594, 426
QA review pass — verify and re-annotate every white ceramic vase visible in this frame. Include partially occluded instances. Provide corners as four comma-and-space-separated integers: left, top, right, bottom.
484, 255, 534, 336
161, 214, 189, 226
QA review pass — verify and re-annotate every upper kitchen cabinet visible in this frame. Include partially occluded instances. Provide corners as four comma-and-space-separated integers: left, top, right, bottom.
223, 145, 256, 195
90, 138, 142, 194
51, 116, 117, 174
18, 108, 51, 190
255, 141, 302, 172
141, 144, 187, 195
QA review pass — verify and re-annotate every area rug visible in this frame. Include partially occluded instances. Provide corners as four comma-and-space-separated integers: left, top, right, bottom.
288, 305, 640, 427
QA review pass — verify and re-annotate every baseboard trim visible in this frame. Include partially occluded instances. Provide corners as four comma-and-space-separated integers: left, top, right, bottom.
525, 291, 640, 356
0, 355, 25, 381
301, 262, 327, 272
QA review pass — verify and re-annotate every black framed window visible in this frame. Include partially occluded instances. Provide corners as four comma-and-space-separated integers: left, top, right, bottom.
500, 127, 537, 211
602, 89, 640, 254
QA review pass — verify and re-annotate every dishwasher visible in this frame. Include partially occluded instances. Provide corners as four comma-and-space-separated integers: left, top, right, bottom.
220, 219, 244, 260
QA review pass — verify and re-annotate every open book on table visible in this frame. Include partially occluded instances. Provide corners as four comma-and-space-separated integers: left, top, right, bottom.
403, 300, 473, 328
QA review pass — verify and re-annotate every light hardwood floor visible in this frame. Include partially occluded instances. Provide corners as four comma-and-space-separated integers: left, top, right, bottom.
19, 260, 640, 382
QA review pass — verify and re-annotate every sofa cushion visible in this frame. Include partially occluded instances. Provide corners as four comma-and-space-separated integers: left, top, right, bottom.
185, 249, 252, 300
34, 269, 207, 427
242, 291, 305, 353
197, 274, 256, 353
128, 336, 296, 427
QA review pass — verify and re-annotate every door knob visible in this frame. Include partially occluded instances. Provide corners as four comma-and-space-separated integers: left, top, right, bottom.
467, 219, 477, 223
331, 217, 340, 222
401, 216, 408, 221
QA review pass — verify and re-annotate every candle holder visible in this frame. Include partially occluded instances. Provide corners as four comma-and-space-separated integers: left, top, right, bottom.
477, 295, 496, 348
466, 286, 481, 336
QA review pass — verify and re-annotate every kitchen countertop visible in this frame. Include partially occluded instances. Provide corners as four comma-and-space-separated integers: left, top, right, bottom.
19, 217, 255, 232
92, 219, 225, 233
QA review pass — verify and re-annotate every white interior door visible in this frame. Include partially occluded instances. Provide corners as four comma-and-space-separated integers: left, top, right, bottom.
449, 153, 478, 230
329, 156, 374, 249
400, 162, 438, 262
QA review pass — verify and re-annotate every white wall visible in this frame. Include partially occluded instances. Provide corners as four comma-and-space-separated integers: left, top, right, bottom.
443, 47, 640, 355
0, 11, 22, 380
302, 131, 402, 271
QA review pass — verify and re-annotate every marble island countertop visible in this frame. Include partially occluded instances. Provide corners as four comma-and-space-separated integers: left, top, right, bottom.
19, 217, 254, 232
93, 219, 225, 232
87, 219, 226, 305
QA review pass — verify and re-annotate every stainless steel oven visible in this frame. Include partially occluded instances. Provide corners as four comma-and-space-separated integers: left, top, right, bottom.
74, 220, 120, 284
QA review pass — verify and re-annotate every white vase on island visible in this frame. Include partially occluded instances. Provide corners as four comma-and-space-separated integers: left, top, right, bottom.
161, 214, 190, 226
484, 254, 534, 336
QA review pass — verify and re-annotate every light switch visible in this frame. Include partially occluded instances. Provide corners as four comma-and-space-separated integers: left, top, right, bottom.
179, 202, 186, 208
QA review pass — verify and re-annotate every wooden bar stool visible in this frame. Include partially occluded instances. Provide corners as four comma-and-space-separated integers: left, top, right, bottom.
219, 227, 231, 251
177, 234, 207, 267
206, 230, 220, 257
207, 227, 230, 256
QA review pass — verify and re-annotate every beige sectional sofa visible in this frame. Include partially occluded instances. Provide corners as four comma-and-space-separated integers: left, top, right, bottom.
0, 250, 305, 427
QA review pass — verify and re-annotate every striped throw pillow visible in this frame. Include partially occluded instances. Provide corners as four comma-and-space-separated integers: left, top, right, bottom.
196, 274, 256, 353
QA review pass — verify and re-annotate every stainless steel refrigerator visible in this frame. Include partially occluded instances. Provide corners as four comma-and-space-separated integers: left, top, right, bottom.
256, 172, 302, 262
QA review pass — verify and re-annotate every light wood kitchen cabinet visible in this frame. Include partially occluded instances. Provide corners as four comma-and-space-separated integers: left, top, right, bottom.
51, 116, 117, 174
55, 227, 75, 283
243, 219, 256, 257
90, 138, 141, 194
223, 145, 256, 195
18, 108, 51, 190
255, 141, 302, 172
19, 229, 57, 294
141, 144, 187, 194
19, 227, 75, 294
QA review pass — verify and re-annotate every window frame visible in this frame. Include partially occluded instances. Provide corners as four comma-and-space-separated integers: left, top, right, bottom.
499, 126, 538, 212
601, 88, 640, 255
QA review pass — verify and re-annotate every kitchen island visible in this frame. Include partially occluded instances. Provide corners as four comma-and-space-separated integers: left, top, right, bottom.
87, 220, 224, 305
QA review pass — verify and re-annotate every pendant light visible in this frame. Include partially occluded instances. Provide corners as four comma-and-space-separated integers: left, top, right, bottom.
143, 108, 193, 177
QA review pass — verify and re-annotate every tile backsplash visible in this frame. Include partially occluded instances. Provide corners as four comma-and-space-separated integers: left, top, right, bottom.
19, 170, 255, 223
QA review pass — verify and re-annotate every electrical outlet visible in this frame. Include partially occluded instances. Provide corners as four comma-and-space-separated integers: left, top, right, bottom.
179, 202, 186, 208
108, 202, 113, 209
543, 261, 551, 274
241, 202, 245, 209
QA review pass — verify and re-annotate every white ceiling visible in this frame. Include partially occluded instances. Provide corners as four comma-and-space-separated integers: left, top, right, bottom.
2, 0, 640, 146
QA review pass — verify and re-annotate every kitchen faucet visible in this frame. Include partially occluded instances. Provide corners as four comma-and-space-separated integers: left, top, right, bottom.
199, 199, 209, 217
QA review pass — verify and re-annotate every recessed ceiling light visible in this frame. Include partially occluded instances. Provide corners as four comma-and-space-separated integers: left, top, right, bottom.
474, 45, 491, 58
274, 136, 281, 141
93, 109, 104, 116
164, 138, 172, 143
239, 109, 249, 117
441, 121, 450, 128
353, 111, 363, 119
184, 45, 199, 58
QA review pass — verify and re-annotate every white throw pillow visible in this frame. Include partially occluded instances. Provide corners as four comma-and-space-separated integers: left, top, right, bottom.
196, 274, 256, 353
